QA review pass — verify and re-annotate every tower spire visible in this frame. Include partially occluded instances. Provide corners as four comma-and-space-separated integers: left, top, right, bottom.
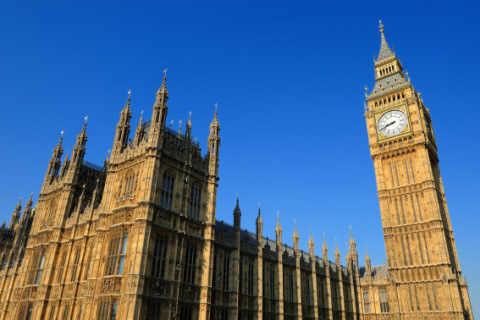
47, 131, 64, 179
293, 219, 299, 249
150, 69, 169, 139
376, 20, 395, 63
71, 120, 87, 166
113, 92, 132, 152
9, 198, 22, 228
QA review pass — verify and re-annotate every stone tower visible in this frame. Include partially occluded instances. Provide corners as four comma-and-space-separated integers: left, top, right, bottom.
364, 21, 473, 319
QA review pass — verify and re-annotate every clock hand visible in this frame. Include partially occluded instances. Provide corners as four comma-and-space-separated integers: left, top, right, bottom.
380, 120, 396, 131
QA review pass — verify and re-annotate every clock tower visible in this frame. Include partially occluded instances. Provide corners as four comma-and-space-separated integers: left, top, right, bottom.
364, 21, 473, 319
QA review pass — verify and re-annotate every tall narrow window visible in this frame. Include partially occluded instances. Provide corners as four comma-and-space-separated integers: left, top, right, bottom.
363, 291, 370, 313
151, 235, 168, 278
379, 289, 390, 313
160, 171, 174, 210
106, 231, 128, 275
248, 260, 254, 295
28, 251, 46, 284
222, 253, 230, 291
183, 243, 197, 284
269, 264, 275, 299
57, 252, 67, 283
188, 183, 201, 220
71, 249, 81, 282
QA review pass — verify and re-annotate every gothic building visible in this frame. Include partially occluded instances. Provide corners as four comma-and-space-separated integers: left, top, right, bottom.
0, 22, 473, 320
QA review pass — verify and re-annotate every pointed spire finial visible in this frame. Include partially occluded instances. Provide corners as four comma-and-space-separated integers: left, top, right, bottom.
379, 20, 384, 33
128, 89, 132, 98
61, 130, 64, 137
163, 68, 167, 79
84, 116, 88, 124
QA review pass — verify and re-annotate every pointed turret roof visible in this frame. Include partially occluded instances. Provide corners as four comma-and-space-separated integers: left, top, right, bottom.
25, 193, 33, 208
375, 20, 395, 64
187, 111, 192, 129
293, 220, 299, 244
76, 120, 88, 147
15, 198, 22, 212
275, 212, 282, 233
155, 70, 169, 107
256, 204, 263, 224
53, 133, 64, 156
233, 197, 241, 216
308, 228, 314, 249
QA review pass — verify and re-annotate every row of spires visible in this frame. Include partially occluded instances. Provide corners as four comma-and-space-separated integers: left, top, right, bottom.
46, 71, 221, 182
234, 199, 372, 272
114, 72, 220, 154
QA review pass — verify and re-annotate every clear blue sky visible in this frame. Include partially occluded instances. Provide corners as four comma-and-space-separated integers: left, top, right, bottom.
1, 0, 479, 312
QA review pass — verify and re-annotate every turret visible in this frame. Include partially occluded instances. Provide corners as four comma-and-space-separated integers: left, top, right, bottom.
46, 132, 64, 180
334, 240, 341, 265
256, 204, 263, 242
233, 197, 241, 229
322, 233, 328, 261
185, 112, 192, 141
364, 247, 372, 277
293, 220, 299, 251
308, 228, 315, 256
113, 93, 132, 151
71, 120, 88, 168
349, 228, 359, 269
207, 105, 220, 176
9, 198, 22, 229
133, 111, 144, 146
21, 193, 33, 221
151, 72, 169, 131
275, 212, 282, 244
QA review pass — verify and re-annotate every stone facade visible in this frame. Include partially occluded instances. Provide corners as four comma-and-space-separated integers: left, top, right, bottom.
0, 23, 473, 320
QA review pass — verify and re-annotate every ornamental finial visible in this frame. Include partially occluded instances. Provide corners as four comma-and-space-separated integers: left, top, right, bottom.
379, 20, 384, 33
84, 116, 88, 124
163, 68, 167, 79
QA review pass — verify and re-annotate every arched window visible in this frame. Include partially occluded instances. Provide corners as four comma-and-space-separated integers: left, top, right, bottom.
28, 251, 46, 284
34, 253, 45, 284
106, 231, 128, 276
124, 173, 136, 196
160, 171, 175, 210
151, 234, 168, 278
188, 183, 201, 220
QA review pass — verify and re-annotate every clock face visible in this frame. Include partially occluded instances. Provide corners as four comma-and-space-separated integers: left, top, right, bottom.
377, 110, 408, 136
